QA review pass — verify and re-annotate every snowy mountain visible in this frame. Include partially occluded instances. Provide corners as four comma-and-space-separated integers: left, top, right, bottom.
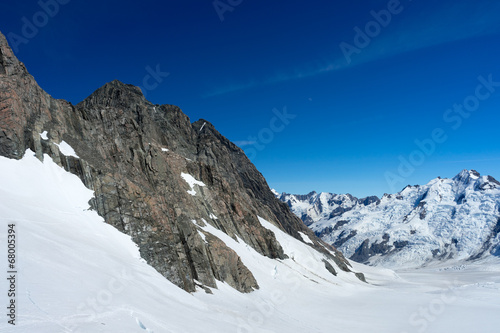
277, 170, 500, 268
277, 191, 379, 226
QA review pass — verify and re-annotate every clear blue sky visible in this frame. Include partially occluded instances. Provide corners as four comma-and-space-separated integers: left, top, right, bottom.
2, 0, 500, 197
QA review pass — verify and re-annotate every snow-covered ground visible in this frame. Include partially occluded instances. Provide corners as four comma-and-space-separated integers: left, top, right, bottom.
1, 152, 500, 332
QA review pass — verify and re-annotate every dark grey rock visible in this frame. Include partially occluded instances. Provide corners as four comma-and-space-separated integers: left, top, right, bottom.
333, 230, 357, 248
323, 259, 337, 276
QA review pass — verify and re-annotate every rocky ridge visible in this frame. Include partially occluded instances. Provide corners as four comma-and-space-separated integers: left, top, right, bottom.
0, 31, 363, 293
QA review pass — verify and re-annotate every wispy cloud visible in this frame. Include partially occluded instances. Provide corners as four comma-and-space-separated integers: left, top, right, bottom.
203, 61, 345, 98
356, 1, 500, 66
204, 2, 500, 98
233, 140, 257, 147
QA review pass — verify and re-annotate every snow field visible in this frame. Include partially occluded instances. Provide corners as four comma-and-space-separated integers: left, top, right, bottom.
1, 153, 500, 332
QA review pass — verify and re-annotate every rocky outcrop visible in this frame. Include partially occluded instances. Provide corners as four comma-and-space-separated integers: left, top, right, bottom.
0, 31, 362, 292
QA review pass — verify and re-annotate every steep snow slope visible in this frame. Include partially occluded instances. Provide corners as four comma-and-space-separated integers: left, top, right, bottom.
0, 151, 216, 332
1, 153, 500, 332
277, 170, 500, 269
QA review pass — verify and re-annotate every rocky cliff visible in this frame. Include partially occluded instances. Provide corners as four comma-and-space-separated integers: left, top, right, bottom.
0, 31, 362, 292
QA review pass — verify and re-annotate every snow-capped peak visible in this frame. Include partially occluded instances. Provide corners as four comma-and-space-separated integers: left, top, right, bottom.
453, 169, 481, 183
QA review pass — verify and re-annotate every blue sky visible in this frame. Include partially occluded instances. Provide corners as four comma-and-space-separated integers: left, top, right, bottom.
2, 0, 500, 197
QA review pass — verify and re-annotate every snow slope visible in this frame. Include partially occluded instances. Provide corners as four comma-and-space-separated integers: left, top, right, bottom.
1, 154, 500, 333
277, 170, 500, 269
0, 151, 220, 332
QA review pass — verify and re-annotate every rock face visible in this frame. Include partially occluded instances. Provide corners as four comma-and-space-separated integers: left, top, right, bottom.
277, 170, 500, 268
0, 31, 361, 292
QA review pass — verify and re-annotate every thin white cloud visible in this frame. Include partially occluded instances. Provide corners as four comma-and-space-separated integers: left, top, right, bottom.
352, 1, 500, 66
204, 2, 500, 97
233, 140, 257, 147
203, 61, 344, 97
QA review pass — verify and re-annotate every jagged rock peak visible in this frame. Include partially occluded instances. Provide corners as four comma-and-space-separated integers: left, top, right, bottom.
359, 195, 380, 206
194, 119, 227, 142
77, 80, 147, 109
0, 31, 28, 77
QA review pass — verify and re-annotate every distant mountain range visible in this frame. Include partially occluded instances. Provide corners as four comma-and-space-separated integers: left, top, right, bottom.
276, 170, 500, 268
